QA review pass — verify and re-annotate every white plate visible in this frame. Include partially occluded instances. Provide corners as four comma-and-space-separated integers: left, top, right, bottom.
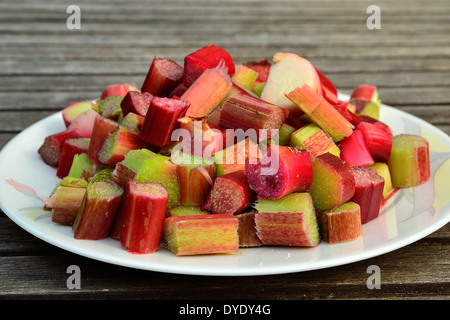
1, 94, 449, 276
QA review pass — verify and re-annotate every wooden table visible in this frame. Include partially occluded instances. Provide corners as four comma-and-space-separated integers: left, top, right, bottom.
1, 0, 449, 301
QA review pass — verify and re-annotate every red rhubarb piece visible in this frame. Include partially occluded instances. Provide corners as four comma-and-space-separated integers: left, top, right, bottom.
38, 128, 83, 168
245, 145, 313, 200
87, 114, 119, 166
120, 91, 153, 117
120, 182, 169, 254
182, 44, 235, 87
338, 129, 375, 167
202, 170, 255, 214
139, 97, 190, 148
100, 83, 139, 100
357, 121, 392, 162
141, 57, 184, 97
351, 167, 385, 224
56, 138, 90, 179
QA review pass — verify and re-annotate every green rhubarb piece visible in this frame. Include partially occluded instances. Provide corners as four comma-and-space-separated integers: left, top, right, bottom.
271, 122, 296, 146
119, 148, 180, 208
68, 153, 94, 179
254, 192, 320, 247
252, 82, 265, 97
388, 134, 430, 188
368, 162, 394, 198
290, 123, 340, 157
97, 96, 124, 122
357, 101, 380, 120
320, 201, 362, 244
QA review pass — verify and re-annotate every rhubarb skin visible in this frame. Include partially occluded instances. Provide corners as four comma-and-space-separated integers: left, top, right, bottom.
388, 134, 430, 188
182, 44, 235, 87
338, 129, 375, 167
254, 192, 320, 247
218, 91, 288, 139
120, 91, 153, 117
351, 167, 385, 224
245, 145, 313, 200
87, 114, 119, 166
56, 138, 90, 179
357, 121, 392, 162
320, 201, 362, 244
72, 180, 124, 240
315, 67, 338, 105
163, 214, 239, 256
290, 123, 340, 158
202, 170, 255, 215
181, 62, 232, 118
286, 84, 354, 142
139, 97, 190, 148
309, 153, 356, 212
167, 205, 211, 217
236, 210, 263, 247
119, 182, 168, 254
141, 57, 184, 97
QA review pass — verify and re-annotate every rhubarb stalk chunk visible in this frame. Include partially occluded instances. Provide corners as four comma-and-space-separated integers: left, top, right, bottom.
140, 57, 184, 97
139, 97, 190, 148
72, 180, 124, 240
338, 129, 375, 167
388, 134, 430, 188
120, 182, 168, 254
163, 214, 239, 256
351, 167, 385, 224
254, 193, 320, 247
202, 170, 255, 214
309, 153, 356, 212
236, 210, 263, 247
245, 145, 313, 200
320, 202, 362, 244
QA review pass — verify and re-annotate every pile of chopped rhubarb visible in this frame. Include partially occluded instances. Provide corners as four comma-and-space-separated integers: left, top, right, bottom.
39, 44, 431, 256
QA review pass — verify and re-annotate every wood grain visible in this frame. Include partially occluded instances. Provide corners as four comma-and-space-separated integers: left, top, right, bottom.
0, 0, 449, 301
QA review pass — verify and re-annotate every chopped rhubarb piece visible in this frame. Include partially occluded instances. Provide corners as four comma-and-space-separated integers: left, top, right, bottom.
38, 128, 83, 168
236, 210, 263, 248
120, 91, 153, 117
245, 145, 313, 200
243, 58, 271, 83
260, 52, 322, 120
72, 179, 124, 240
357, 121, 392, 162
351, 167, 385, 224
338, 129, 375, 167
163, 214, 239, 256
100, 83, 139, 100
218, 92, 288, 139
273, 122, 296, 146
232, 65, 259, 90
139, 97, 189, 148
254, 192, 320, 247
286, 84, 354, 142
167, 205, 211, 217
350, 84, 379, 103
98, 126, 151, 166
290, 123, 340, 158
202, 170, 255, 214
182, 44, 235, 87
388, 134, 430, 188
67, 153, 94, 180
309, 153, 356, 212
181, 61, 232, 118
112, 149, 180, 208
120, 182, 168, 254
368, 162, 394, 199
43, 177, 87, 226
97, 96, 124, 121
140, 57, 183, 97
171, 152, 216, 207
320, 202, 362, 244
56, 138, 90, 179
62, 101, 96, 128
333, 100, 362, 126
169, 82, 189, 98
358, 115, 393, 138
87, 114, 119, 166
119, 112, 145, 134
66, 108, 98, 138
213, 137, 261, 177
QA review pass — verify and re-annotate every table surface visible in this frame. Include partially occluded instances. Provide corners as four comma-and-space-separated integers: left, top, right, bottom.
0, 0, 449, 300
